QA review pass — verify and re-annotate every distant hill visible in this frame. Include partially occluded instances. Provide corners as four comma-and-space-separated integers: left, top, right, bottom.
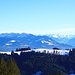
0, 33, 73, 51
67, 37, 75, 46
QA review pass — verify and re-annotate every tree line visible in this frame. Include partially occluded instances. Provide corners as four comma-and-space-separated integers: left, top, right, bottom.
0, 48, 75, 75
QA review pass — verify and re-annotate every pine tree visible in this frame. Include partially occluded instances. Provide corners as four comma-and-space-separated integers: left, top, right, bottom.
0, 58, 8, 75
7, 58, 21, 75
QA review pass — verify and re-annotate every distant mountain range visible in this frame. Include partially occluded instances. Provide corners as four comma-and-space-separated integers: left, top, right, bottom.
0, 33, 74, 51
47, 34, 74, 43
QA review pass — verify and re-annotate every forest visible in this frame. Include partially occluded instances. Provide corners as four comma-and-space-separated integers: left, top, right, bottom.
0, 48, 75, 75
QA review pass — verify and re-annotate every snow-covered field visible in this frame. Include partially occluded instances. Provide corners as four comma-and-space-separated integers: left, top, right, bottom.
33, 48, 69, 55
0, 48, 70, 55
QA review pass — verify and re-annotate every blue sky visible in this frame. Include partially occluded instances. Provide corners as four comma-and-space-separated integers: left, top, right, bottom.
0, 0, 75, 35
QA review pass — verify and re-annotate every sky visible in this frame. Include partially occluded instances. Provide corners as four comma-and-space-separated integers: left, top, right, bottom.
0, 0, 75, 35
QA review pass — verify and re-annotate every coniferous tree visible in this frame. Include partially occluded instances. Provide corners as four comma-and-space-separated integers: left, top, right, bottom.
0, 58, 8, 75
7, 58, 21, 75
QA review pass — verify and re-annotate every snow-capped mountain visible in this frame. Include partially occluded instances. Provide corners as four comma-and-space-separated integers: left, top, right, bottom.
0, 33, 73, 51
47, 34, 75, 44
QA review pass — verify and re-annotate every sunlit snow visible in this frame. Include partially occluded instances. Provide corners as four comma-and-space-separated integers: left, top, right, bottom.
0, 48, 70, 55
41, 40, 53, 45
10, 40, 16, 42
6, 43, 11, 46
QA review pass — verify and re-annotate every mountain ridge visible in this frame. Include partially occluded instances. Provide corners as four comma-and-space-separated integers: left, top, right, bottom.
0, 33, 74, 51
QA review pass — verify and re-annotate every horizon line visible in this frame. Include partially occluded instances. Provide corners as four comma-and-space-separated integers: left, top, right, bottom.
0, 32, 74, 36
